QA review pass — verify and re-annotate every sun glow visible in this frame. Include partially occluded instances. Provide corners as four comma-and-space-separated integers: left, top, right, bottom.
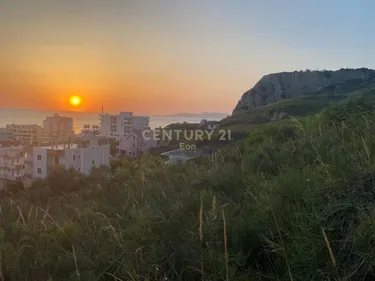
69, 96, 82, 106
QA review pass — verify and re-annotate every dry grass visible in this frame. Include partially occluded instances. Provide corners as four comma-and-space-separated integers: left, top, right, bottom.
0, 97, 375, 280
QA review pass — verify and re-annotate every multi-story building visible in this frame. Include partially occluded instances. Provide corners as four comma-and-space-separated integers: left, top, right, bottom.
5, 124, 42, 144
79, 124, 100, 135
0, 127, 13, 144
0, 146, 25, 190
41, 113, 75, 144
23, 143, 110, 184
75, 130, 110, 148
118, 130, 158, 157
99, 112, 150, 139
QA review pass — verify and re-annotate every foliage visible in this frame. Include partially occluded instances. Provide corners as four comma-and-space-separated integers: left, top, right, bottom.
2, 99, 375, 280
224, 81, 375, 127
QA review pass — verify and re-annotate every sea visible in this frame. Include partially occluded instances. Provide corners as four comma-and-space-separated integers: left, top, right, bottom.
0, 108, 229, 133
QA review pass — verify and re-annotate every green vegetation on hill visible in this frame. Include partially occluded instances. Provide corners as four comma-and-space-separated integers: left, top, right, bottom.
218, 81, 375, 144
1, 91, 375, 280
222, 80, 375, 126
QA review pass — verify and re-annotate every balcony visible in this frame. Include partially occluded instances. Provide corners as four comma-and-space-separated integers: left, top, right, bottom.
6, 162, 23, 169
0, 174, 22, 181
24, 159, 33, 166
47, 163, 64, 170
6, 151, 21, 158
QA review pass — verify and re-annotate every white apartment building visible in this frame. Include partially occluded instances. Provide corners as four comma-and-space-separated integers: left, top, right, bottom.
118, 130, 158, 157
5, 124, 42, 144
75, 130, 110, 148
0, 146, 25, 190
80, 124, 100, 134
23, 144, 110, 184
41, 113, 75, 143
99, 112, 150, 139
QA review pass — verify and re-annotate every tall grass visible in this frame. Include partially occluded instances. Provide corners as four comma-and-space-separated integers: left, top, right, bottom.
0, 100, 375, 280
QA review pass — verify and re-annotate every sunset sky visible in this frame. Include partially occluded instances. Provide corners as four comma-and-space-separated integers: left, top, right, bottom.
0, 0, 374, 114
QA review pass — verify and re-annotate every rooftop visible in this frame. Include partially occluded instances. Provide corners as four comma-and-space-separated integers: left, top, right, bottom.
38, 144, 78, 150
0, 145, 24, 151
100, 112, 150, 119
161, 148, 201, 158
75, 131, 101, 139
5, 124, 41, 127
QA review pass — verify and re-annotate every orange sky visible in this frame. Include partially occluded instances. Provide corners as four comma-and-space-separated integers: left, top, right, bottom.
0, 40, 254, 114
1, 1, 373, 114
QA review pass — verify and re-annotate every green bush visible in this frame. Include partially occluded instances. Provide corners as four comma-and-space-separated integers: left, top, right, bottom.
2, 99, 375, 280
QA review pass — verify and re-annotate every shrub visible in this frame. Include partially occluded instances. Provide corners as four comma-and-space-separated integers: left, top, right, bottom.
2, 100, 375, 280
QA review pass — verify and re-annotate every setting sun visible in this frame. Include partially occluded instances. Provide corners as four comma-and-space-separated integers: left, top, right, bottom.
69, 96, 82, 107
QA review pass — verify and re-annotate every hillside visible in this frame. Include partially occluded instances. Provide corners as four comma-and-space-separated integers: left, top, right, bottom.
1, 73, 375, 280
232, 68, 375, 115
221, 70, 375, 139
1, 95, 375, 280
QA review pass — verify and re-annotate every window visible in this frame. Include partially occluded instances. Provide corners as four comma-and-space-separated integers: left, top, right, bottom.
133, 143, 135, 148
37, 154, 42, 160
37, 168, 42, 174
73, 155, 76, 161
92, 160, 95, 165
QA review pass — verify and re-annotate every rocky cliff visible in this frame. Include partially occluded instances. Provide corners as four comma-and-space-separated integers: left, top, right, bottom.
232, 68, 375, 115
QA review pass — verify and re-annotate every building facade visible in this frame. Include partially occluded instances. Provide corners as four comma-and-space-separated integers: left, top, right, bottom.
0, 127, 12, 143
41, 113, 75, 144
24, 144, 110, 184
99, 112, 150, 139
5, 124, 42, 144
0, 146, 25, 190
118, 130, 158, 157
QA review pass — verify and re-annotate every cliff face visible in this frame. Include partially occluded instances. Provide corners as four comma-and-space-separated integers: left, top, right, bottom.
232, 68, 375, 115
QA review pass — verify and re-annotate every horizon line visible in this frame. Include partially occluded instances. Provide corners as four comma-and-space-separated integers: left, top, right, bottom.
0, 106, 230, 117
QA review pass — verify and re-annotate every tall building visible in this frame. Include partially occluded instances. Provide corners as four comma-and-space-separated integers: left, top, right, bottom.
5, 124, 42, 144
23, 143, 110, 185
99, 112, 150, 139
0, 127, 12, 143
41, 113, 74, 143
0, 146, 25, 190
79, 124, 100, 135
